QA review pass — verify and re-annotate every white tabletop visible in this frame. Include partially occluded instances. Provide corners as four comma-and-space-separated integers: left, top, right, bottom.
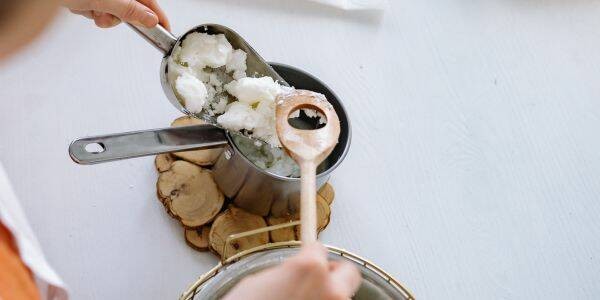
1, 1, 600, 299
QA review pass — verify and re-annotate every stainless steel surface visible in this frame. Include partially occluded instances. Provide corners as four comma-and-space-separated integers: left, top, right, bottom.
130, 22, 287, 131
181, 245, 413, 300
192, 24, 288, 86
75, 21, 285, 164
212, 137, 332, 216
160, 24, 288, 128
128, 24, 177, 54
212, 63, 351, 216
68, 64, 351, 217
69, 125, 228, 164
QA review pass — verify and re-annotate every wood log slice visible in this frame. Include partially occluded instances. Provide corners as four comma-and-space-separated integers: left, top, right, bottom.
171, 116, 223, 166
266, 215, 298, 243
157, 160, 224, 228
155, 187, 177, 218
209, 206, 269, 258
318, 182, 335, 205
185, 226, 211, 251
155, 153, 176, 173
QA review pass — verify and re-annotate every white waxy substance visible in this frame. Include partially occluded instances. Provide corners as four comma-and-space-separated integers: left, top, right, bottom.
219, 77, 286, 146
266, 149, 300, 177
169, 32, 305, 176
209, 96, 229, 115
303, 108, 327, 124
179, 33, 233, 69
169, 33, 244, 116
216, 102, 261, 131
252, 100, 280, 146
226, 50, 248, 80
175, 73, 208, 113
288, 108, 326, 124
224, 77, 282, 104
233, 135, 300, 177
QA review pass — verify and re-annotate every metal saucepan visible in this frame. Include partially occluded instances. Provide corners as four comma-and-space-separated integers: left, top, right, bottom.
69, 63, 351, 217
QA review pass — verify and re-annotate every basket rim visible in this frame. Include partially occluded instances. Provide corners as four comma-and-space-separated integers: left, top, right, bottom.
179, 242, 415, 300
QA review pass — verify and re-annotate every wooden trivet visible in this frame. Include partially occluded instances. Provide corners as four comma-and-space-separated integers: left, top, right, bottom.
154, 117, 336, 259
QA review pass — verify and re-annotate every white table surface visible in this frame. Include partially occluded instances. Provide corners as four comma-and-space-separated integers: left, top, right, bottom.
1, 0, 600, 299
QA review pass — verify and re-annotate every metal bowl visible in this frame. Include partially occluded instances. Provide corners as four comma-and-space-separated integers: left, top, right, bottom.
181, 243, 414, 300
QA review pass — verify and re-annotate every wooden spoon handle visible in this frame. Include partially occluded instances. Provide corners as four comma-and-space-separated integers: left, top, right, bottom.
300, 161, 318, 243
275, 90, 342, 245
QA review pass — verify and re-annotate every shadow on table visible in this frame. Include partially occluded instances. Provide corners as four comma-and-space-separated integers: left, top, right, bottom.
199, 0, 385, 25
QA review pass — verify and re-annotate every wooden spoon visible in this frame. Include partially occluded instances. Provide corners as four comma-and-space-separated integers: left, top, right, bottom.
276, 90, 341, 243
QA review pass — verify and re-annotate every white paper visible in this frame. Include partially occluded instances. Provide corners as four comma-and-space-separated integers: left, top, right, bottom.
307, 0, 388, 10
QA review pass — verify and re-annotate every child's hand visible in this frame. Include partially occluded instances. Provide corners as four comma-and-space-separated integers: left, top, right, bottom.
223, 243, 362, 300
62, 0, 170, 29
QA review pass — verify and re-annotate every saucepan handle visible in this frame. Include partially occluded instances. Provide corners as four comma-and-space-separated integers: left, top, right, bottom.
128, 23, 177, 54
69, 125, 228, 165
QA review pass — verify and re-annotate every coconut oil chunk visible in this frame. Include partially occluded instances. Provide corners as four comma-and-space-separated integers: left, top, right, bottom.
179, 32, 233, 69
176, 73, 208, 113
169, 32, 244, 116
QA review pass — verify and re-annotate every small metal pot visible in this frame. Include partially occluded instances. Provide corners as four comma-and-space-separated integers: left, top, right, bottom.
212, 63, 351, 216
69, 64, 351, 217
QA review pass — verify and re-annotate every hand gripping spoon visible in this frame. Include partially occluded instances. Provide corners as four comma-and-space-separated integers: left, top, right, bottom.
275, 90, 341, 243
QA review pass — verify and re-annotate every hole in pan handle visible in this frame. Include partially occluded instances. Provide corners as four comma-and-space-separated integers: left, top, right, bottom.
84, 142, 106, 154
